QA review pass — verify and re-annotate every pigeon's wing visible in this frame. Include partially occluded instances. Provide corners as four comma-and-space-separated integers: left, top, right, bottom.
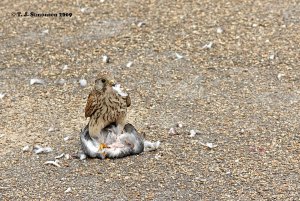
126, 94, 131, 107
85, 90, 99, 118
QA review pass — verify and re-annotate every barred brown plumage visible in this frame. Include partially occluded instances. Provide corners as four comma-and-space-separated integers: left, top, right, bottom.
85, 72, 130, 140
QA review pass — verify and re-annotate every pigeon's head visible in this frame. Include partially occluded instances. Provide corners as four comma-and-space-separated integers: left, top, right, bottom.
94, 72, 116, 92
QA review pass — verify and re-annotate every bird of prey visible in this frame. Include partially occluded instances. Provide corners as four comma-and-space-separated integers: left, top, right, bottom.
85, 72, 131, 142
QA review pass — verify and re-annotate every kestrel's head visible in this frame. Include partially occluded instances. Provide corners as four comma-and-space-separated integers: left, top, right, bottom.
94, 72, 116, 92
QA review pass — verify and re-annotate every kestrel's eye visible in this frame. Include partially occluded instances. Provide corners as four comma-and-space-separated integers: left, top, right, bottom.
101, 79, 106, 83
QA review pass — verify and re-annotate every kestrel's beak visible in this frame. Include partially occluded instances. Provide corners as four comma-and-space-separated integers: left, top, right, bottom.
108, 79, 116, 86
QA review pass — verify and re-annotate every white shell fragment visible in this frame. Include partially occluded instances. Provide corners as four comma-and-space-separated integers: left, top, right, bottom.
277, 73, 285, 80
55, 79, 67, 85
202, 42, 213, 49
168, 127, 177, 135
112, 84, 128, 97
22, 145, 30, 152
42, 29, 49, 34
79, 153, 87, 160
79, 79, 87, 87
216, 27, 224, 34
64, 136, 71, 141
175, 53, 183, 60
199, 142, 218, 149
62, 65, 68, 70
33, 145, 53, 154
48, 127, 58, 132
102, 55, 110, 63
44, 159, 61, 167
55, 153, 65, 159
64, 154, 70, 160
137, 21, 146, 27
189, 130, 197, 137
64, 187, 72, 193
0, 93, 5, 99
30, 78, 45, 85
126, 61, 133, 68
144, 140, 161, 152
176, 123, 183, 128
269, 54, 275, 60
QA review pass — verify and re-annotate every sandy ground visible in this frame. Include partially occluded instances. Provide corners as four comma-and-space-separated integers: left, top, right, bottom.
1, 0, 300, 200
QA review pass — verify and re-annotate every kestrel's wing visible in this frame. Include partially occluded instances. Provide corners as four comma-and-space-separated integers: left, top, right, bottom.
85, 91, 98, 118
126, 94, 131, 107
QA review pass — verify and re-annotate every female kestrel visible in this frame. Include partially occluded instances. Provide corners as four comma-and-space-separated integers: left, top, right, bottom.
85, 72, 131, 140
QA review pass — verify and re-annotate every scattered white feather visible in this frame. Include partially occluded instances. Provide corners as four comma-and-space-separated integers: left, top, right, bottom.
277, 73, 285, 80
112, 84, 128, 97
216, 27, 224, 34
168, 127, 177, 135
0, 93, 5, 99
79, 79, 87, 87
144, 140, 160, 152
33, 145, 53, 154
44, 159, 61, 167
199, 142, 218, 149
22, 145, 30, 152
64, 187, 72, 193
189, 130, 197, 137
30, 78, 44, 85
64, 136, 71, 141
202, 42, 213, 49
102, 55, 109, 63
126, 61, 133, 68
175, 53, 183, 60
55, 153, 65, 159
137, 21, 146, 27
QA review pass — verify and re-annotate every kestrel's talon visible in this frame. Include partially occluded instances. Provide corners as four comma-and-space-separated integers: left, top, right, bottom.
99, 143, 108, 150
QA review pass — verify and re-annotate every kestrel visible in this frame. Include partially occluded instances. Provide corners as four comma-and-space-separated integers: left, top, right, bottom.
85, 72, 131, 140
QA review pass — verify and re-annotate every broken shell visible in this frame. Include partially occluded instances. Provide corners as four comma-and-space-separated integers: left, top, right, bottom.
64, 136, 70, 141
216, 27, 224, 34
137, 21, 146, 27
30, 78, 44, 85
199, 142, 218, 149
55, 153, 65, 159
202, 42, 213, 49
175, 53, 183, 60
44, 159, 61, 167
33, 145, 53, 154
0, 93, 5, 99
189, 130, 197, 137
126, 61, 133, 68
22, 145, 30, 152
64, 187, 72, 193
168, 127, 177, 135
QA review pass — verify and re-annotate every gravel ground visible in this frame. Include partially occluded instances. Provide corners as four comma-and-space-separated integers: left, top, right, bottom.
1, 0, 300, 200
